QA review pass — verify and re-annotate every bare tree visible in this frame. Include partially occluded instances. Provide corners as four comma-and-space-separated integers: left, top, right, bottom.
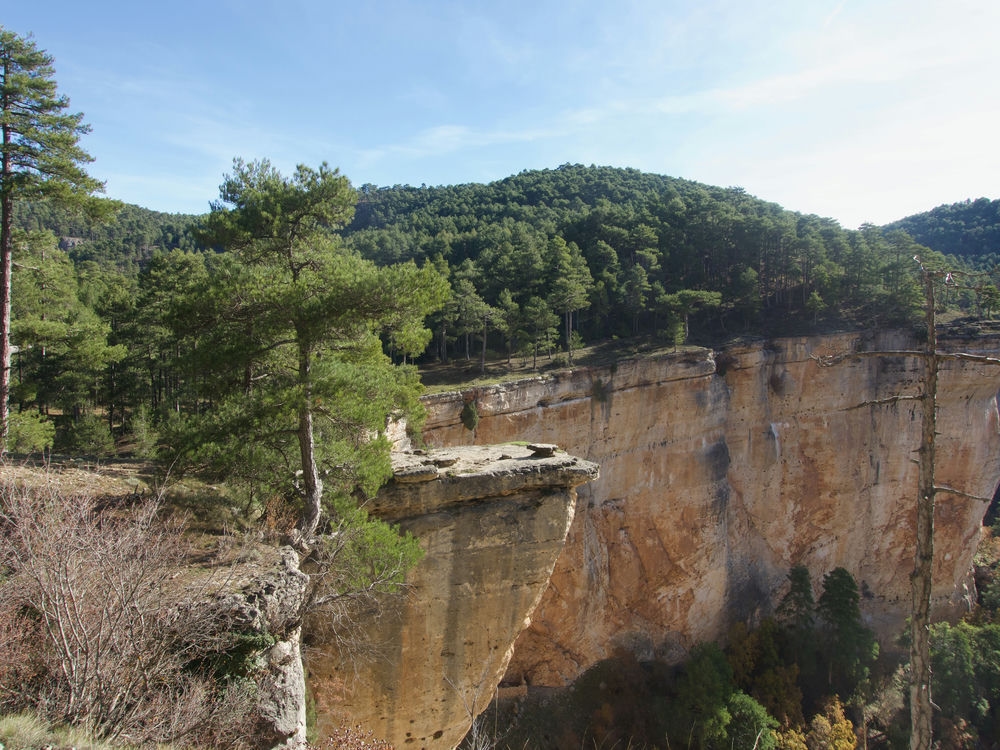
0, 478, 256, 746
301, 510, 421, 668
815, 262, 1000, 750
910, 264, 940, 750
446, 657, 506, 750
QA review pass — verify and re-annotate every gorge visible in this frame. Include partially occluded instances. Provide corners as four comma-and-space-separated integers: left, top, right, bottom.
307, 328, 1000, 748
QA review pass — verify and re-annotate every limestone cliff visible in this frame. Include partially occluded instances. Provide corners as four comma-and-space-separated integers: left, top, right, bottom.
418, 331, 1000, 687
305, 444, 598, 749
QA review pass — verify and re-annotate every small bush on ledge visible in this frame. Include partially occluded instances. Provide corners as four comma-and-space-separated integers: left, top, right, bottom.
461, 400, 480, 432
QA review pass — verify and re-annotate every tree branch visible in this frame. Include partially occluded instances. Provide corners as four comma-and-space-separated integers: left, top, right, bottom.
813, 350, 1000, 367
933, 484, 994, 503
840, 394, 922, 411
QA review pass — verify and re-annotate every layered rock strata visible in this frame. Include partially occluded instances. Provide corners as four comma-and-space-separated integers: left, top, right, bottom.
305, 444, 599, 749
418, 331, 1000, 687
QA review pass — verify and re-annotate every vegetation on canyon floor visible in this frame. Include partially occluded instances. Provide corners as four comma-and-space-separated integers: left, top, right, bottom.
474, 538, 1000, 750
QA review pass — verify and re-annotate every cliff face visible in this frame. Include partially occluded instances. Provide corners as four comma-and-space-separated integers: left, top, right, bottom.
419, 331, 1000, 687
305, 445, 598, 749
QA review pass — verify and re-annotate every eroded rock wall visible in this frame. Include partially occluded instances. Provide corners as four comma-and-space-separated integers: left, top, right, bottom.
419, 331, 1000, 687
305, 445, 598, 749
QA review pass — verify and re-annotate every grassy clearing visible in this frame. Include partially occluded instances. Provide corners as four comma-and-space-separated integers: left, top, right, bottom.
0, 711, 112, 750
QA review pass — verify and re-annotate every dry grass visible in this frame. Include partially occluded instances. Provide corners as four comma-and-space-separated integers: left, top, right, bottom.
1, 456, 155, 497
0, 711, 111, 750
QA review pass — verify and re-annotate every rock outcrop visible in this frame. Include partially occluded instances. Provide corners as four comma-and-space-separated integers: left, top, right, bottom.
247, 549, 311, 749
305, 444, 598, 749
418, 331, 1000, 687
215, 546, 311, 749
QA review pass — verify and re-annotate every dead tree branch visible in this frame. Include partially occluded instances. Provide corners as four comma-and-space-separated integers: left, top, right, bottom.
933, 485, 994, 504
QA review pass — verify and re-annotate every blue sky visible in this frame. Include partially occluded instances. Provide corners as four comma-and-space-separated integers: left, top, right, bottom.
4, 0, 998, 228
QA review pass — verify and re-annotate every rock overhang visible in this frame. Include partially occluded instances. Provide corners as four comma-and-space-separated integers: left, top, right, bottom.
370, 443, 600, 522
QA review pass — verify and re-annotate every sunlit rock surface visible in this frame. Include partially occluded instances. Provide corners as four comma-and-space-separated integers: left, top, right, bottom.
305, 444, 598, 749
418, 331, 1000, 687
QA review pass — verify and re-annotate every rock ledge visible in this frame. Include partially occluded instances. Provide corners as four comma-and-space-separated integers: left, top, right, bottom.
369, 444, 599, 521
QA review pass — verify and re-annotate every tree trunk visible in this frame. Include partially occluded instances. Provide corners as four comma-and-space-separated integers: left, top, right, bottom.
296, 344, 323, 539
910, 270, 937, 750
480, 315, 487, 375
1, 123, 12, 453
565, 310, 573, 365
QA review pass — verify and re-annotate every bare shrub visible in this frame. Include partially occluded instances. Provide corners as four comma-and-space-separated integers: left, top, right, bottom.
0, 479, 256, 747
301, 506, 422, 665
0, 601, 43, 709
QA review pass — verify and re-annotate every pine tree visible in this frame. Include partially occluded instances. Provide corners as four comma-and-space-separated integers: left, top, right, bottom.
774, 565, 819, 700
1, 27, 105, 451
547, 237, 592, 364
520, 295, 558, 370
816, 567, 877, 699
10, 231, 124, 423
189, 159, 448, 539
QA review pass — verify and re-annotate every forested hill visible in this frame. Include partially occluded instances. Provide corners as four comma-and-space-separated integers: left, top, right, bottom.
14, 199, 201, 272
883, 197, 1000, 263
341, 164, 998, 344
17, 167, 998, 277
13, 164, 1000, 351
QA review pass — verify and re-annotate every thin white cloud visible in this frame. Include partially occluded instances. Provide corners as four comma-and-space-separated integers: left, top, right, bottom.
646, 39, 962, 116
822, 1, 847, 27
359, 120, 568, 166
